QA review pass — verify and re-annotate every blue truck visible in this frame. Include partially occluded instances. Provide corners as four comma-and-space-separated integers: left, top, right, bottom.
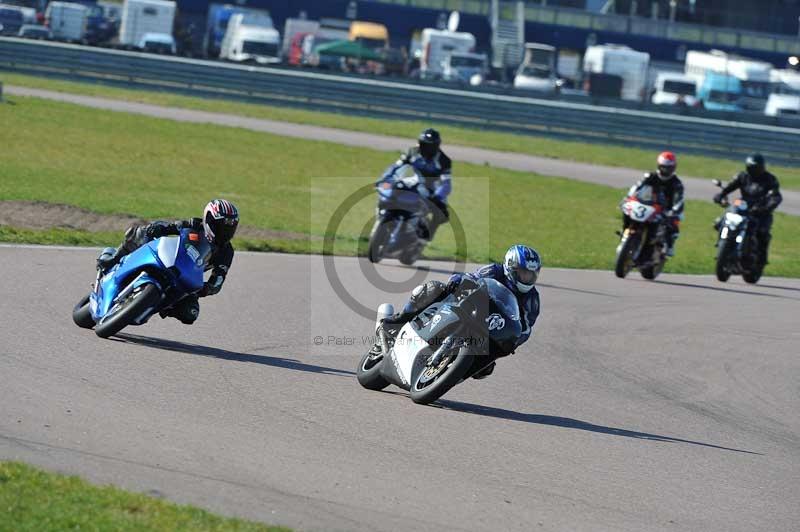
697, 72, 743, 112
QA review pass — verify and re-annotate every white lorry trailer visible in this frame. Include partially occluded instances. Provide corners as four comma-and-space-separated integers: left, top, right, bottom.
583, 44, 650, 102
119, 0, 175, 49
45, 2, 89, 42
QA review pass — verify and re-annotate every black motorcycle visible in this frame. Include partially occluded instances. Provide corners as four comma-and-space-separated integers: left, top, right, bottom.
368, 165, 430, 265
712, 179, 765, 284
357, 277, 521, 405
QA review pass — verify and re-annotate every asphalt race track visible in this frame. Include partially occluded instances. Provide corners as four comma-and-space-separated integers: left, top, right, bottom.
1, 246, 799, 531
8, 86, 800, 216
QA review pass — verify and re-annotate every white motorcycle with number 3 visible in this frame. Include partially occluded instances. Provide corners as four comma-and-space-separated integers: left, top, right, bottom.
615, 188, 669, 280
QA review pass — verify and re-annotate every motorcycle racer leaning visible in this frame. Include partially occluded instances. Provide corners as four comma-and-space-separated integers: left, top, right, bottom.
623, 151, 685, 257
373, 245, 541, 380
713, 153, 782, 264
383, 128, 452, 241
96, 199, 239, 324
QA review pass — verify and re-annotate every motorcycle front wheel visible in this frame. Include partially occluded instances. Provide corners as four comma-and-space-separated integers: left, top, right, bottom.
715, 239, 733, 283
614, 232, 640, 279
368, 221, 390, 264
95, 283, 161, 339
356, 348, 390, 390
72, 294, 95, 329
409, 347, 472, 405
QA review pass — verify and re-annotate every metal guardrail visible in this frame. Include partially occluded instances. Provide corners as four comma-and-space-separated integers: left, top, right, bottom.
2, 37, 800, 166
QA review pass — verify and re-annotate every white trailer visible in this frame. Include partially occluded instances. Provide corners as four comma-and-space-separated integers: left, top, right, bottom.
220, 12, 280, 64
684, 49, 772, 110
419, 28, 475, 80
583, 44, 650, 102
119, 0, 175, 48
45, 2, 89, 42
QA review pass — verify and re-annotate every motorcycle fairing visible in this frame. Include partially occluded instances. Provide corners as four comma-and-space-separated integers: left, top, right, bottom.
89, 230, 208, 322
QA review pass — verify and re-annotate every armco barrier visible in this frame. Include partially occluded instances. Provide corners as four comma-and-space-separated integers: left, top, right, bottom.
2, 37, 800, 166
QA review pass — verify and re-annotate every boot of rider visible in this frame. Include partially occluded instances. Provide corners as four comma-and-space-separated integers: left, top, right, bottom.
380, 281, 447, 329
666, 231, 679, 257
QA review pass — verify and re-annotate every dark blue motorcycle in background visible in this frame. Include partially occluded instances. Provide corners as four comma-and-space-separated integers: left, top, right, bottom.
72, 228, 211, 338
368, 164, 431, 266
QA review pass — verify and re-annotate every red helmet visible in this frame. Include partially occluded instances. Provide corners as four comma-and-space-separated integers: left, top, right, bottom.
656, 151, 677, 181
203, 199, 239, 245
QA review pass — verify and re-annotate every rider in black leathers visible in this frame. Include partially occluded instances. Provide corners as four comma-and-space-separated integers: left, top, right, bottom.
713, 154, 782, 264
97, 199, 239, 324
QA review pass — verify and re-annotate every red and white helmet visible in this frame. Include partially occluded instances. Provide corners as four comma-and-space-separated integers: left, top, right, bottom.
656, 151, 677, 181
203, 199, 239, 245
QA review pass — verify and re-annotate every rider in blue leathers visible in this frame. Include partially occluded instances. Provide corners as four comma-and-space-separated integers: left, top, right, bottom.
383, 128, 452, 241
377, 244, 541, 379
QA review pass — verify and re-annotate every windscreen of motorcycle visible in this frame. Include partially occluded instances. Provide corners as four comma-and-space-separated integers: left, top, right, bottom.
378, 165, 429, 212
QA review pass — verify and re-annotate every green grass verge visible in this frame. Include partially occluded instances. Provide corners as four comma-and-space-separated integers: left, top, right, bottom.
0, 461, 290, 531
1, 95, 798, 277
3, 72, 799, 190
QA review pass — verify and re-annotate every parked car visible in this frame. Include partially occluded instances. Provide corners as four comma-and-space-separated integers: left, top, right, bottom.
18, 23, 51, 39
651, 72, 698, 106
764, 93, 800, 117
514, 43, 559, 94
137, 32, 176, 54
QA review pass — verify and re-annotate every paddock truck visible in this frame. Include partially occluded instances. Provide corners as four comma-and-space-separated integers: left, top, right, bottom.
357, 277, 521, 405
712, 179, 767, 284
72, 228, 210, 338
615, 187, 670, 280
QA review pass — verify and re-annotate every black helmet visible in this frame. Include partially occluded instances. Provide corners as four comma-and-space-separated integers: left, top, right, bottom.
745, 153, 766, 176
203, 199, 239, 245
418, 128, 441, 159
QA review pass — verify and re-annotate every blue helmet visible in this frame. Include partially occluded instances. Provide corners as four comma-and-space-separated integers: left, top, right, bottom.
504, 245, 541, 294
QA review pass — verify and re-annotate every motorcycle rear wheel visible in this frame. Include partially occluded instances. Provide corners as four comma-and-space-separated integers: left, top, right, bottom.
409, 348, 472, 405
356, 348, 390, 390
95, 283, 161, 339
743, 266, 763, 285
399, 248, 420, 266
72, 294, 95, 329
640, 256, 665, 280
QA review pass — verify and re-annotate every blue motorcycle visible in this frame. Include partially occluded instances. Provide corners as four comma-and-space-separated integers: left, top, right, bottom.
72, 228, 211, 338
368, 164, 431, 265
